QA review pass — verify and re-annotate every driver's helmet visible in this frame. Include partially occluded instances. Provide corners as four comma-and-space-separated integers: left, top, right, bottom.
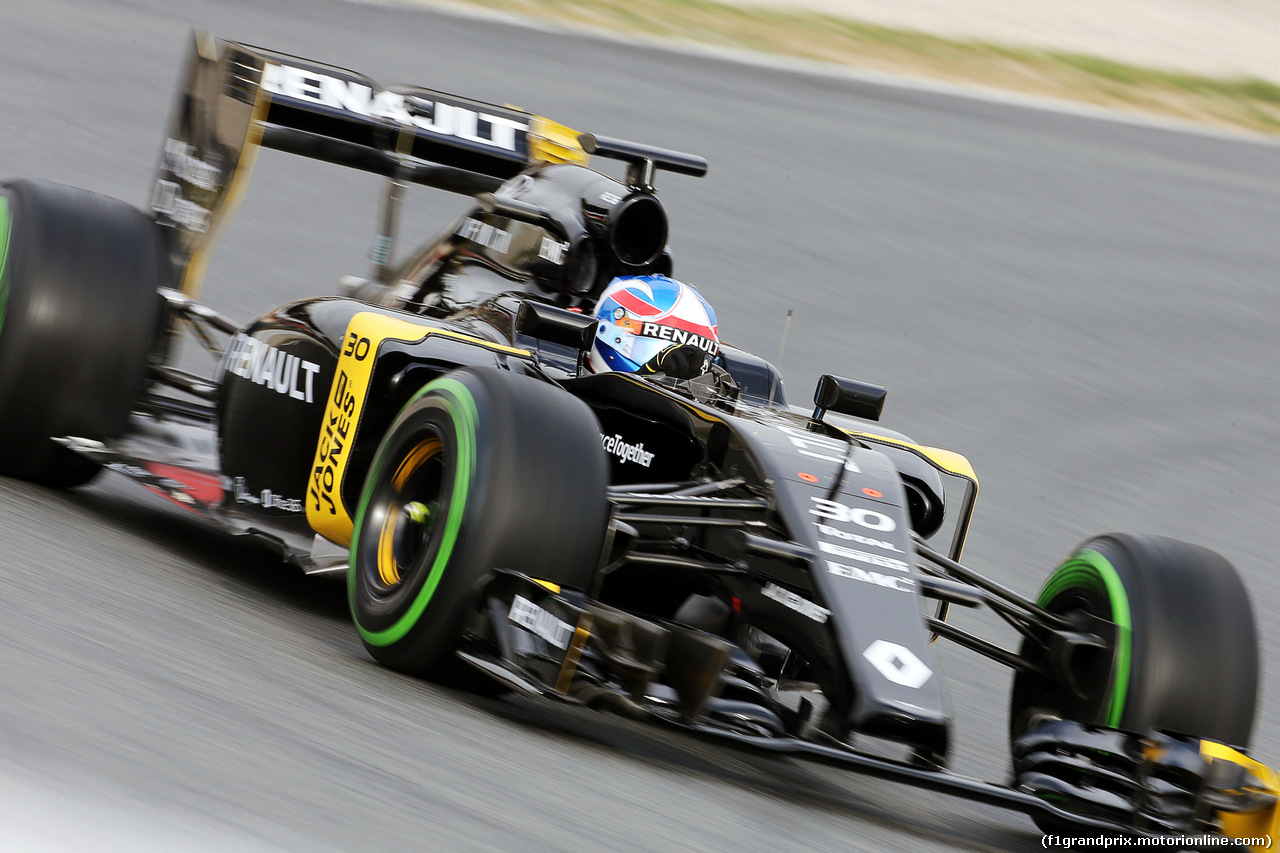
588, 275, 719, 377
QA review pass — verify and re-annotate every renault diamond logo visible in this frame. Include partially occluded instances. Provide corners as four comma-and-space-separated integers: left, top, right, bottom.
863, 640, 933, 688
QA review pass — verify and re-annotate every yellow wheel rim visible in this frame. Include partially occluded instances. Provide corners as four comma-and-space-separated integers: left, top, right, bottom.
375, 438, 442, 587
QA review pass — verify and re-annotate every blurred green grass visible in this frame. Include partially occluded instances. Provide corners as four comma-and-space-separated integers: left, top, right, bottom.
434, 0, 1280, 133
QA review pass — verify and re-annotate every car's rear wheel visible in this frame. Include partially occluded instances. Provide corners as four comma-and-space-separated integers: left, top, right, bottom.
349, 367, 609, 682
0, 180, 169, 486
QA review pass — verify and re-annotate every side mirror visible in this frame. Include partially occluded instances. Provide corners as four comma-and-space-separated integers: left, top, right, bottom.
337, 275, 371, 296
515, 301, 597, 351
812, 374, 886, 423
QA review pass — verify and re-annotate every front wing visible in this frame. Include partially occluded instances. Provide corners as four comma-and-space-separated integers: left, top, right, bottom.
466, 570, 1279, 850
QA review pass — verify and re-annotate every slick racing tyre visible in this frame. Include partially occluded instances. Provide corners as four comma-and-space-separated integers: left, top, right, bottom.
1010, 533, 1258, 747
0, 180, 168, 486
349, 367, 609, 682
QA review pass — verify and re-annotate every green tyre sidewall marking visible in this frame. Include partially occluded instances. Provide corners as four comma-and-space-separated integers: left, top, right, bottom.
1038, 548, 1133, 728
349, 376, 478, 647
0, 196, 11, 338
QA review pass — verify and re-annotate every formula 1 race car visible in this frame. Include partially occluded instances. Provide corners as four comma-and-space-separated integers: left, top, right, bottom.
1, 32, 1276, 848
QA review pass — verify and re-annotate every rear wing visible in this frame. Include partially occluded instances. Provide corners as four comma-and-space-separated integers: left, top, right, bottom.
151, 31, 589, 296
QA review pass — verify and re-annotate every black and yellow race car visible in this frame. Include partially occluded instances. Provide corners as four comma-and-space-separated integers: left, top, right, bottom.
0, 32, 1275, 847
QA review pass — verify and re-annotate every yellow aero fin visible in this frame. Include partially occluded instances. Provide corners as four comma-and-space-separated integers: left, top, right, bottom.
308, 313, 433, 547
845, 430, 979, 487
307, 313, 531, 546
1199, 740, 1280, 850
529, 116, 589, 165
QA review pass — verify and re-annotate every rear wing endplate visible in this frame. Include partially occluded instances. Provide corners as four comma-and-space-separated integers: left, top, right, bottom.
151, 31, 588, 295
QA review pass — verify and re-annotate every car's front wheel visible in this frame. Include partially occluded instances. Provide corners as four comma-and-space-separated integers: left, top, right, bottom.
1009, 533, 1258, 747
1008, 534, 1259, 834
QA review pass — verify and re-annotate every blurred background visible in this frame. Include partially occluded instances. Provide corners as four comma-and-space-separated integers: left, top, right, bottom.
1, 0, 1278, 850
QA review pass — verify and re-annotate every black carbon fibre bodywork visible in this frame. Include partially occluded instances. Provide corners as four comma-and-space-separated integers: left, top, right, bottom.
210, 285, 954, 753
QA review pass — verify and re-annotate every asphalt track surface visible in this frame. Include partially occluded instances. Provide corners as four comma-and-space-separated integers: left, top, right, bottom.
2, 1, 1279, 850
